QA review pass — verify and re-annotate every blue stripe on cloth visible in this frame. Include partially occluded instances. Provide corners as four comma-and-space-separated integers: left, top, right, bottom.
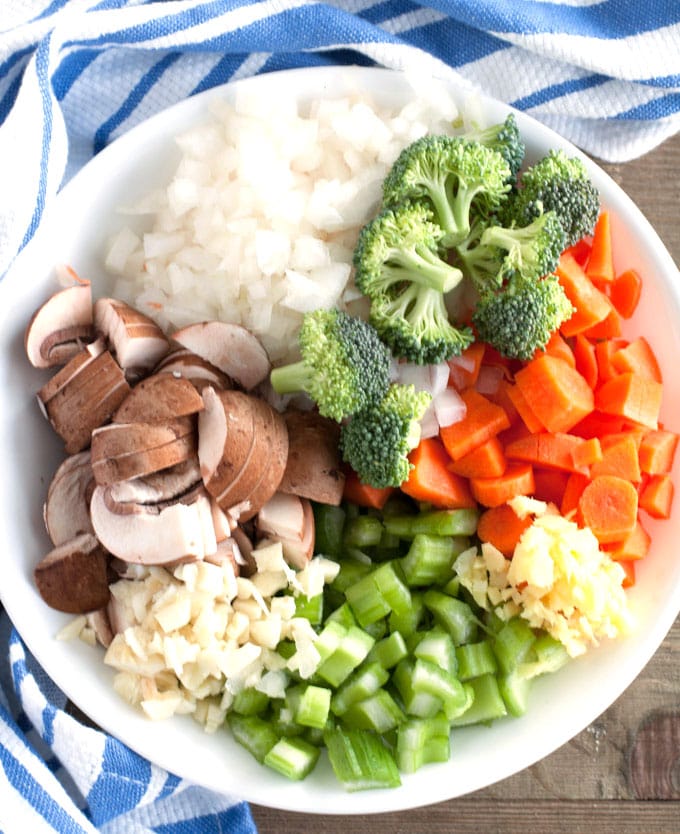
399, 16, 510, 67
0, 46, 34, 82
190, 53, 252, 96
158, 772, 182, 800
93, 50, 181, 152
152, 803, 256, 834
41, 701, 56, 747
0, 73, 22, 124
86, 737, 152, 826
52, 48, 101, 100
615, 91, 680, 120
511, 74, 610, 111
32, 0, 75, 23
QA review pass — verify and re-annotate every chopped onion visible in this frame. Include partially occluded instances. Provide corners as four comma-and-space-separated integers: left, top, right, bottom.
433, 387, 467, 429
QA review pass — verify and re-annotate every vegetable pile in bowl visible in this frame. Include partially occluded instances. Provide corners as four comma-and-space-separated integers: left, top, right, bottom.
6, 67, 680, 811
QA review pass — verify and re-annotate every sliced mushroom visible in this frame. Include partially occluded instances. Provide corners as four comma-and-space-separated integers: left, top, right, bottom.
37, 341, 131, 454
278, 409, 345, 506
203, 536, 241, 575
25, 281, 94, 369
107, 458, 202, 505
90, 484, 217, 565
90, 418, 196, 486
113, 372, 204, 424
33, 532, 110, 614
256, 493, 315, 569
43, 451, 95, 546
172, 321, 270, 390
154, 348, 234, 392
94, 297, 170, 381
86, 609, 114, 648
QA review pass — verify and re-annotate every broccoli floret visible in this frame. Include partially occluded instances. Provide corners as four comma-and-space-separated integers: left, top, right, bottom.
472, 273, 574, 361
507, 149, 599, 247
353, 201, 474, 364
269, 308, 391, 421
461, 113, 525, 185
381, 135, 511, 246
341, 384, 432, 488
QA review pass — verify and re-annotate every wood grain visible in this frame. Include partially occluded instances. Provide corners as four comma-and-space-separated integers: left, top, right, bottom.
252, 133, 680, 833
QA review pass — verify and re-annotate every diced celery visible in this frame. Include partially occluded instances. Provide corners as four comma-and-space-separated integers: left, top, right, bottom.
449, 674, 507, 727
295, 685, 332, 729
345, 573, 392, 626
396, 713, 450, 774
498, 669, 532, 717
363, 617, 388, 640
317, 626, 375, 687
455, 640, 498, 681
314, 620, 347, 664
228, 714, 278, 764
344, 514, 384, 549
330, 661, 390, 716
388, 589, 425, 638
342, 689, 405, 733
324, 727, 401, 791
423, 590, 479, 645
371, 562, 412, 617
492, 617, 536, 675
367, 631, 408, 669
264, 736, 320, 781
441, 576, 460, 597
518, 633, 570, 679
294, 592, 324, 625
383, 508, 479, 539
413, 627, 457, 676
392, 660, 442, 719
231, 687, 270, 716
313, 503, 346, 558
400, 534, 467, 586
325, 601, 358, 629
410, 658, 469, 721
331, 559, 372, 594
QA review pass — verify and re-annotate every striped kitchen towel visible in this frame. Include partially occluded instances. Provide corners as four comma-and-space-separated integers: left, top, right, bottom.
0, 0, 679, 830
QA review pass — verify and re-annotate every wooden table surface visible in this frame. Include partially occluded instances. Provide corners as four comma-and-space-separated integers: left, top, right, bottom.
251, 134, 680, 834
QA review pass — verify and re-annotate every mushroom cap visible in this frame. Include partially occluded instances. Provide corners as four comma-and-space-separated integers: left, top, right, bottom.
43, 451, 95, 546
94, 297, 170, 376
113, 372, 204, 423
33, 532, 110, 614
25, 282, 94, 369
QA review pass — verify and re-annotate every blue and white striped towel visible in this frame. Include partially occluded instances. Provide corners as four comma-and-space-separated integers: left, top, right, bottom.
1, 1, 679, 830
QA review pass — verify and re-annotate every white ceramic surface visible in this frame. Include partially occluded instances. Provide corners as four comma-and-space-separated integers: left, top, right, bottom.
1, 66, 679, 814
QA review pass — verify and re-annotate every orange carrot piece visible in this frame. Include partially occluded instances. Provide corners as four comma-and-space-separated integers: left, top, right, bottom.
638, 429, 679, 475
638, 474, 674, 519
561, 472, 590, 518
564, 238, 592, 268
476, 503, 533, 557
492, 378, 521, 425
616, 559, 636, 588
504, 432, 591, 475
470, 462, 535, 508
533, 468, 570, 506
342, 470, 395, 510
594, 339, 626, 384
535, 330, 576, 367
595, 372, 663, 430
504, 382, 544, 433
570, 410, 626, 440
557, 252, 613, 336
572, 334, 598, 390
578, 475, 639, 544
447, 341, 486, 390
591, 434, 642, 482
439, 389, 510, 462
603, 520, 651, 563
571, 437, 603, 469
611, 337, 662, 383
609, 269, 642, 319
447, 436, 506, 479
586, 212, 615, 284
582, 306, 622, 340
513, 354, 594, 434
402, 437, 477, 509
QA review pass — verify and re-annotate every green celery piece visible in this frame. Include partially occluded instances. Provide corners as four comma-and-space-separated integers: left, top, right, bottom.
371, 562, 412, 617
423, 590, 479, 645
383, 508, 479, 539
518, 633, 570, 679
392, 659, 442, 719
396, 713, 450, 774
455, 640, 498, 681
314, 620, 347, 664
400, 533, 467, 587
295, 685, 332, 730
345, 573, 392, 627
449, 674, 508, 727
388, 590, 425, 638
441, 576, 460, 597
294, 592, 324, 625
231, 687, 270, 716
367, 631, 409, 669
264, 737, 320, 781
411, 658, 469, 721
316, 626, 376, 687
313, 503, 346, 558
492, 617, 536, 675
498, 669, 532, 717
324, 727, 401, 791
413, 627, 457, 676
325, 601, 358, 630
341, 689, 406, 733
331, 558, 372, 594
344, 514, 384, 549
228, 714, 279, 764
330, 661, 390, 716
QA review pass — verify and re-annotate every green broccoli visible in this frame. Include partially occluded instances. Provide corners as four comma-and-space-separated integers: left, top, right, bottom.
506, 149, 599, 247
269, 308, 391, 422
353, 201, 474, 365
340, 383, 432, 488
460, 113, 525, 185
381, 135, 511, 247
471, 273, 574, 361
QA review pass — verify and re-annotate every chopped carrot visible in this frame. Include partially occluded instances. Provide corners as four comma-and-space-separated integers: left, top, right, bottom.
590, 434, 641, 482
504, 431, 591, 475
570, 410, 626, 440
561, 472, 590, 518
439, 389, 510, 461
557, 252, 613, 336
572, 334, 598, 390
586, 212, 615, 284
638, 429, 679, 475
603, 520, 651, 563
491, 378, 521, 425
638, 474, 674, 519
578, 475, 639, 544
595, 372, 663, 430
536, 330, 576, 367
616, 559, 636, 588
564, 238, 592, 268
447, 342, 486, 390
476, 503, 533, 557
513, 354, 594, 434
611, 337, 662, 383
571, 437, 603, 470
609, 269, 642, 319
532, 468, 570, 506
470, 462, 535, 508
582, 306, 622, 340
504, 382, 544, 433
447, 436, 506, 479
595, 339, 627, 384
343, 469, 394, 510
402, 437, 477, 509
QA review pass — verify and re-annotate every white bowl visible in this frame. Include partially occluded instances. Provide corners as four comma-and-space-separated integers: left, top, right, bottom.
1, 66, 679, 814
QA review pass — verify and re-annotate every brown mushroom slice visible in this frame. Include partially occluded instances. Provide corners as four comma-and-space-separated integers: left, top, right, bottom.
86, 609, 114, 648
257, 493, 315, 569
43, 451, 95, 546
237, 402, 289, 522
113, 373, 204, 423
155, 348, 233, 392
94, 297, 170, 380
278, 409, 344, 506
107, 458, 202, 505
34, 532, 110, 614
172, 321, 270, 390
203, 536, 241, 575
90, 484, 217, 565
25, 281, 94, 369
38, 343, 131, 454
90, 418, 196, 486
